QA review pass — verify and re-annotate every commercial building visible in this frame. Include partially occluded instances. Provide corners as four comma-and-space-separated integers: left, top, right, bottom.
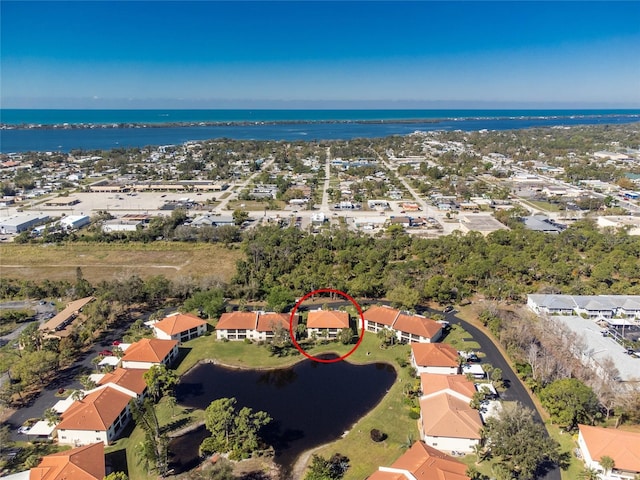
0, 213, 50, 233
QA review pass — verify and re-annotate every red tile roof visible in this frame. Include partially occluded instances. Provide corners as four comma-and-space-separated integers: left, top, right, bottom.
393, 313, 441, 339
420, 373, 476, 400
97, 367, 147, 395
256, 313, 292, 332
216, 311, 258, 330
369, 441, 470, 480
579, 424, 640, 473
56, 387, 132, 432
307, 309, 350, 329
364, 305, 400, 327
121, 338, 177, 364
420, 394, 482, 440
29, 443, 105, 480
412, 343, 460, 368
153, 313, 206, 335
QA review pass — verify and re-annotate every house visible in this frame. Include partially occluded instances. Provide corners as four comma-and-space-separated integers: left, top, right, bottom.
419, 392, 483, 453
27, 442, 105, 480
368, 441, 470, 480
577, 424, 640, 480
120, 338, 178, 370
419, 373, 477, 402
393, 313, 442, 343
307, 309, 350, 339
215, 311, 297, 341
216, 311, 259, 340
152, 312, 207, 343
364, 305, 442, 343
255, 312, 292, 341
95, 367, 148, 398
56, 386, 135, 446
411, 343, 460, 375
38, 296, 95, 338
364, 305, 399, 333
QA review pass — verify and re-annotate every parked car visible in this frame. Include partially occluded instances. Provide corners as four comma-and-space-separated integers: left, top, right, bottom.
443, 305, 455, 314
99, 350, 113, 356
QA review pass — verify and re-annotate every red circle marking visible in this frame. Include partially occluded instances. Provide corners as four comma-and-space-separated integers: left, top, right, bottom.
288, 288, 365, 363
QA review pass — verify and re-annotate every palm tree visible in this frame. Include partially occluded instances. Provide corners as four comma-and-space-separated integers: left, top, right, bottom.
43, 407, 61, 427
600, 455, 615, 475
579, 467, 600, 480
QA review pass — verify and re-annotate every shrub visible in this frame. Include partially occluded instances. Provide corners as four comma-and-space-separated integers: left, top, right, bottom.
370, 429, 387, 442
408, 409, 420, 420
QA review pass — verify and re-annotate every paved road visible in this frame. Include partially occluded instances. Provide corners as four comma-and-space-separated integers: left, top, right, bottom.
442, 310, 561, 480
320, 147, 332, 212
308, 299, 561, 480
5, 319, 132, 441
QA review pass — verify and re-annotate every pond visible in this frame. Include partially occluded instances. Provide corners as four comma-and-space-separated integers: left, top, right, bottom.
172, 353, 397, 476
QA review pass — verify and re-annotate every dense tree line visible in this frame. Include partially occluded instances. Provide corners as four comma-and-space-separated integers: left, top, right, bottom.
231, 219, 640, 303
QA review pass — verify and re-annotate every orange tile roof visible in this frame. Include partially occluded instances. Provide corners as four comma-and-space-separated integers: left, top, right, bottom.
29, 443, 105, 480
579, 424, 640, 473
256, 313, 294, 332
393, 313, 441, 339
153, 313, 207, 335
216, 311, 258, 330
412, 343, 460, 368
56, 387, 132, 431
420, 394, 482, 440
121, 338, 177, 364
307, 310, 350, 329
371, 441, 470, 480
420, 374, 476, 400
367, 471, 406, 480
364, 305, 400, 327
97, 367, 147, 395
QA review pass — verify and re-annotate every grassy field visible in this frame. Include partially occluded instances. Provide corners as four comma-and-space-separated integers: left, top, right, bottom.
226, 199, 286, 211
0, 242, 242, 283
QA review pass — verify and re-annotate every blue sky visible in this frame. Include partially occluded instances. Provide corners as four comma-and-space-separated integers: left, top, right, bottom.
1, 1, 639, 109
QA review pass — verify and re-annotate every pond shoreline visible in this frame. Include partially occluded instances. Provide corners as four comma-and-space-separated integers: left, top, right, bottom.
174, 346, 401, 478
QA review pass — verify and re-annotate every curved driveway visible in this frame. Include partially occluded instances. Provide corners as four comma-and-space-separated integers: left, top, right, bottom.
443, 311, 561, 480
320, 299, 561, 480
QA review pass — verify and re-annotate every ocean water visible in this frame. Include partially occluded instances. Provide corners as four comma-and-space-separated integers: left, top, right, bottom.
1, 109, 639, 153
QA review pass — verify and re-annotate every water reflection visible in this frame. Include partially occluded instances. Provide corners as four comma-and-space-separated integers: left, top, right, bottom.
173, 357, 396, 475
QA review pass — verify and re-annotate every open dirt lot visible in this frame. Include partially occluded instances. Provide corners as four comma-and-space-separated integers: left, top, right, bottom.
0, 242, 242, 283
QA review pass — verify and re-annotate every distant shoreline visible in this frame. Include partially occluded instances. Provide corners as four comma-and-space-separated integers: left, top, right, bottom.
0, 118, 444, 130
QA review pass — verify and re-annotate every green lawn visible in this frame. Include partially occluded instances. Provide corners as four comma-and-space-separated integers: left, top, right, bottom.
546, 423, 583, 480
106, 396, 205, 480
442, 323, 481, 352
174, 332, 418, 478
117, 323, 484, 479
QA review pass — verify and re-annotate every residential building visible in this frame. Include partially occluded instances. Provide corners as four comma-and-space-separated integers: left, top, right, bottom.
363, 305, 442, 343
120, 338, 178, 370
411, 343, 460, 375
95, 367, 148, 398
368, 441, 470, 480
307, 309, 350, 339
152, 312, 207, 343
38, 296, 95, 338
577, 424, 640, 480
215, 311, 296, 341
27, 442, 105, 480
216, 311, 259, 341
56, 386, 134, 446
419, 392, 482, 453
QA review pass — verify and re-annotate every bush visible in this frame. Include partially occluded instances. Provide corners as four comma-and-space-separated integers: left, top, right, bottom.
408, 409, 420, 420
370, 429, 387, 442
395, 357, 408, 368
